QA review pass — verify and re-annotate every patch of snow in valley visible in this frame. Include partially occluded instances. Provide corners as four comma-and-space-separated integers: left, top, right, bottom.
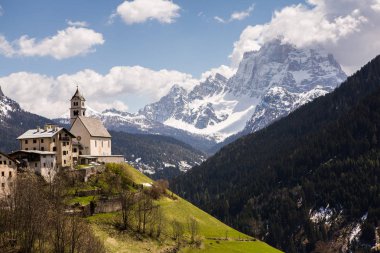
178, 161, 192, 172
310, 205, 334, 224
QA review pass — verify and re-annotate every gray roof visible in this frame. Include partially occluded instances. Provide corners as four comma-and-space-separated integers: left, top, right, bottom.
0, 151, 16, 162
75, 116, 111, 138
17, 127, 75, 139
71, 87, 85, 101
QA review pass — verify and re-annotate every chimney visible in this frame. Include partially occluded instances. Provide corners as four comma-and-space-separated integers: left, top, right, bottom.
37, 126, 40, 132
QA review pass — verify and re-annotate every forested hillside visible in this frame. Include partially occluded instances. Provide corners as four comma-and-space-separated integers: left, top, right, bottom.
171, 56, 380, 252
111, 131, 206, 179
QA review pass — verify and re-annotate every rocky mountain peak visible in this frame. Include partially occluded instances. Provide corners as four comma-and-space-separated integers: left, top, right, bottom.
0, 86, 4, 97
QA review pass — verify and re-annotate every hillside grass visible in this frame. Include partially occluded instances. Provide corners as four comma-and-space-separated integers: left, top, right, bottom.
86, 163, 281, 253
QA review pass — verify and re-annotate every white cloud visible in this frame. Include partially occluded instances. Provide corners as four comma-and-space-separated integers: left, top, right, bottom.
215, 4, 254, 24
0, 5, 3, 16
0, 35, 15, 57
0, 26, 104, 60
200, 65, 236, 81
66, 20, 89, 27
0, 66, 197, 118
230, 0, 380, 74
115, 0, 180, 25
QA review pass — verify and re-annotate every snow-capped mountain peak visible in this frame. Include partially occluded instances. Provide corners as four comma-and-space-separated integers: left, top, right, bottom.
140, 40, 347, 143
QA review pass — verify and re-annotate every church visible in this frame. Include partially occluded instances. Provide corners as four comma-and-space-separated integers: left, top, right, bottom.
69, 87, 124, 164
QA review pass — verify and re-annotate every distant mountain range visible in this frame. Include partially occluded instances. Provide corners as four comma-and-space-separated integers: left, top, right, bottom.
0, 90, 205, 179
171, 55, 380, 252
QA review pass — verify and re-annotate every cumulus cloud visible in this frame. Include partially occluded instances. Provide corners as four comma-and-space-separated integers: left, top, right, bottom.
114, 0, 180, 25
0, 26, 104, 59
0, 66, 197, 118
200, 65, 236, 81
230, 0, 380, 74
215, 4, 254, 24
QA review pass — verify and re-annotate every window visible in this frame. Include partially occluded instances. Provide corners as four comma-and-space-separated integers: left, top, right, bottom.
63, 142, 66, 146
53, 138, 55, 143
25, 148, 28, 150
9, 172, 12, 177
51, 162, 53, 167
41, 139, 44, 143
35, 163, 37, 167
1, 183, 4, 188
73, 110, 79, 116
41, 147, 45, 151
33, 148, 36, 150
1, 172, 4, 177
83, 111, 85, 116
0, 161, 2, 165
73, 148, 77, 153
43, 163, 46, 167
9, 161, 11, 165
95, 140, 97, 147
64, 160, 66, 164
25, 140, 28, 144
33, 139, 37, 144
63, 151, 66, 155
53, 147, 56, 151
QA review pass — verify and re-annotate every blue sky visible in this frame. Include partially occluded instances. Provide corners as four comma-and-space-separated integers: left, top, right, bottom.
0, 0, 301, 77
0, 0, 379, 117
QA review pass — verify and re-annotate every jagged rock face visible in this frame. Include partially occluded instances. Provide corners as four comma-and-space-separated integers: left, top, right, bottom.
140, 74, 229, 130
140, 40, 347, 143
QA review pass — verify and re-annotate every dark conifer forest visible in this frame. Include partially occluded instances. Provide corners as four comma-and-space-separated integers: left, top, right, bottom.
171, 55, 380, 252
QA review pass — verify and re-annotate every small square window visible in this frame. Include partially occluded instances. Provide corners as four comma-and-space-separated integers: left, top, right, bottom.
1, 172, 4, 177
41, 139, 44, 143
33, 139, 37, 144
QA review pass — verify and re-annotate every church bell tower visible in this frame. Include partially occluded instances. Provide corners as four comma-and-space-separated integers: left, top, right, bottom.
70, 86, 86, 125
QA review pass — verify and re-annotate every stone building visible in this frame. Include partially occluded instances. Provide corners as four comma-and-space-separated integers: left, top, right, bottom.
17, 124, 75, 168
9, 150, 56, 182
68, 88, 123, 164
0, 152, 17, 198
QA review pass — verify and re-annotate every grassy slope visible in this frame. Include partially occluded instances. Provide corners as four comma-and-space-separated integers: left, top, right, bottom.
89, 164, 281, 253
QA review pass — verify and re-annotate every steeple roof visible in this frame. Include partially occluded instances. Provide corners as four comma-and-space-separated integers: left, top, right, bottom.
71, 87, 85, 101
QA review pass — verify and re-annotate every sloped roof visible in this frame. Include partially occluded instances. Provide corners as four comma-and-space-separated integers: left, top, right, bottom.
75, 116, 111, 138
0, 151, 17, 162
17, 127, 75, 139
71, 87, 85, 101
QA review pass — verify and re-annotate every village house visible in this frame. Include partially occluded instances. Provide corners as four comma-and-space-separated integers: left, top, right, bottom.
17, 124, 75, 168
0, 152, 17, 198
9, 150, 57, 182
